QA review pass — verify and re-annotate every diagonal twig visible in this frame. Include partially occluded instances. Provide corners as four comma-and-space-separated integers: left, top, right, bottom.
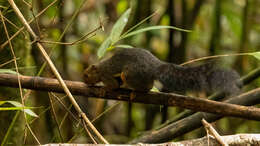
0, 10, 41, 144
202, 119, 228, 146
7, 0, 108, 144
48, 93, 64, 142
0, 0, 58, 50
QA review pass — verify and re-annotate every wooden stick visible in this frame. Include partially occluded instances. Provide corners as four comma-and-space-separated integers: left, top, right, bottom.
1, 73, 260, 122
202, 119, 228, 146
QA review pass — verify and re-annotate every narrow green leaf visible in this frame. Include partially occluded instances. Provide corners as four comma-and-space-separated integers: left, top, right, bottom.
106, 45, 115, 52
0, 107, 38, 117
122, 11, 157, 37
0, 101, 7, 106
24, 109, 38, 117
250, 52, 260, 60
114, 44, 134, 48
5, 101, 38, 117
6, 101, 21, 107
1, 111, 20, 146
121, 25, 191, 40
0, 69, 18, 74
151, 86, 160, 92
97, 37, 112, 58
0, 107, 30, 110
110, 8, 131, 43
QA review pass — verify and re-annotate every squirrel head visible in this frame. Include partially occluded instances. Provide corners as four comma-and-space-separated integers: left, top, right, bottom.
83, 65, 101, 84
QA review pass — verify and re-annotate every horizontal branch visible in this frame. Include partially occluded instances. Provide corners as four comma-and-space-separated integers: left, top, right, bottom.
42, 134, 260, 146
130, 88, 260, 143
1, 73, 260, 121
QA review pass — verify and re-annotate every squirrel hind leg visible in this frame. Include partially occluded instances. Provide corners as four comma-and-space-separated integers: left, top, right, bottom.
121, 70, 153, 92
100, 74, 120, 90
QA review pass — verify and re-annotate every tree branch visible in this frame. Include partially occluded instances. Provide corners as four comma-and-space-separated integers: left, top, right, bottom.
1, 73, 260, 122
42, 134, 260, 146
130, 88, 260, 143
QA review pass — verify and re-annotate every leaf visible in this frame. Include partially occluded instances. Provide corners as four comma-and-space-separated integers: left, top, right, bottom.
151, 86, 160, 92
0, 107, 29, 110
6, 101, 21, 107
0, 101, 6, 106
121, 25, 191, 40
2, 101, 38, 117
122, 11, 157, 36
0, 69, 18, 74
97, 37, 112, 58
110, 8, 131, 43
114, 44, 134, 48
24, 109, 38, 117
106, 45, 115, 52
249, 52, 260, 60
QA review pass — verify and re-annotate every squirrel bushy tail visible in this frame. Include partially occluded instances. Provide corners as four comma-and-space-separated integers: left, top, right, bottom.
155, 62, 241, 95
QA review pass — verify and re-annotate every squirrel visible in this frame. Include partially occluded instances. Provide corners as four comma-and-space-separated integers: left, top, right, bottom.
83, 48, 241, 95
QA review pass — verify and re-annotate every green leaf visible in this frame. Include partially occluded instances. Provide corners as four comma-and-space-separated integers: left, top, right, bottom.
122, 11, 157, 37
0, 69, 18, 74
6, 101, 21, 107
151, 86, 160, 92
24, 109, 38, 117
97, 37, 112, 58
114, 44, 134, 48
121, 25, 191, 40
0, 107, 30, 110
1, 101, 38, 117
110, 8, 131, 43
249, 52, 260, 60
0, 101, 6, 106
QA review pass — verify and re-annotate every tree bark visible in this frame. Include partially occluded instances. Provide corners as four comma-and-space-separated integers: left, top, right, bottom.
1, 74, 260, 122
130, 88, 260, 143
42, 134, 260, 145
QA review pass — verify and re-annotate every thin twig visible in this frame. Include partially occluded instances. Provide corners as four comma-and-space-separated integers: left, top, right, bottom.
39, 32, 96, 45
68, 101, 121, 142
91, 101, 121, 122
59, 104, 73, 130
31, 8, 42, 38
82, 118, 98, 144
1, 16, 26, 36
0, 58, 20, 68
0, 10, 41, 144
48, 93, 64, 142
50, 92, 79, 123
180, 53, 252, 66
202, 119, 228, 146
0, 0, 58, 50
29, 95, 68, 125
8, 0, 108, 143
22, 0, 32, 8
39, 18, 104, 45
1, 111, 20, 146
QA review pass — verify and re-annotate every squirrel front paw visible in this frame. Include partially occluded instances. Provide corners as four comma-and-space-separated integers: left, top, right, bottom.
130, 92, 136, 100
98, 87, 107, 97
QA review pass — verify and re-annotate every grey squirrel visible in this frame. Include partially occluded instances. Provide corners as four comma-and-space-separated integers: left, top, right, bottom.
84, 48, 241, 95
